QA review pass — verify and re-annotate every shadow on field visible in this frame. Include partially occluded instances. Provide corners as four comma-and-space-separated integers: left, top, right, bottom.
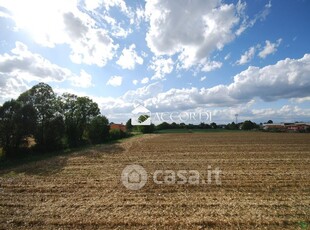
75, 143, 125, 157
0, 143, 125, 176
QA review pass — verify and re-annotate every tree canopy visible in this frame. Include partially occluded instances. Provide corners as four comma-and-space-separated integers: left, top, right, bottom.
0, 83, 112, 157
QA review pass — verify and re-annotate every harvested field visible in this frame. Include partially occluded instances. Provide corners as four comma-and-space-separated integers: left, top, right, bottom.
0, 132, 310, 229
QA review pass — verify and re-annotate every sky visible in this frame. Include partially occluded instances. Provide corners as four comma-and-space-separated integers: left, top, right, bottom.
0, 0, 310, 124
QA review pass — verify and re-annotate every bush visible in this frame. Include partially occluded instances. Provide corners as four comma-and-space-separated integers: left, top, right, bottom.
109, 129, 125, 140
140, 124, 155, 133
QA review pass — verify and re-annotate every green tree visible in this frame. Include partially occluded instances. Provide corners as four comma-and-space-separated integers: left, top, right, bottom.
210, 122, 217, 129
126, 119, 133, 132
226, 122, 238, 130
61, 93, 100, 147
140, 123, 155, 133
242, 120, 257, 130
17, 83, 61, 150
0, 100, 37, 156
43, 115, 65, 151
88, 116, 109, 144
156, 122, 170, 130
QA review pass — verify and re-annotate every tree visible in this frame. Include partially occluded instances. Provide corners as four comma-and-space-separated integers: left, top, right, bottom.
171, 122, 179, 129
0, 100, 21, 155
140, 123, 155, 133
187, 123, 195, 129
242, 120, 257, 130
126, 119, 133, 132
38, 115, 65, 151
210, 122, 217, 129
226, 122, 238, 130
88, 116, 109, 144
0, 100, 37, 156
267, 120, 273, 124
18, 83, 59, 123
17, 83, 60, 150
61, 93, 100, 147
0, 83, 110, 155
156, 122, 170, 130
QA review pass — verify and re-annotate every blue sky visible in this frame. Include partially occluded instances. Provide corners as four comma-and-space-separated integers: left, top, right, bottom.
0, 0, 309, 124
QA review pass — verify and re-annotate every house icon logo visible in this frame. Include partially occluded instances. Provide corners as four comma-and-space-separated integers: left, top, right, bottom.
131, 102, 151, 126
121, 164, 147, 190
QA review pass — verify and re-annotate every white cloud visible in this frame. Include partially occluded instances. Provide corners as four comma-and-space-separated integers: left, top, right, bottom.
70, 70, 93, 88
200, 76, 207, 81
97, 54, 310, 116
101, 0, 130, 15
84, 0, 136, 37
228, 54, 310, 102
0, 41, 93, 102
0, 0, 119, 67
116, 44, 143, 70
149, 57, 174, 80
144, 54, 310, 110
55, 54, 310, 123
236, 1, 272, 36
101, 14, 132, 38
201, 60, 222, 72
141, 77, 149, 84
251, 105, 310, 122
236, 38, 282, 65
0, 42, 67, 83
106, 75, 122, 87
135, 6, 145, 26
236, 46, 256, 65
0, 41, 91, 84
122, 82, 163, 102
141, 51, 148, 58
258, 39, 282, 59
144, 0, 265, 70
132, 79, 138, 85
0, 75, 28, 104
224, 53, 231, 60
290, 97, 310, 104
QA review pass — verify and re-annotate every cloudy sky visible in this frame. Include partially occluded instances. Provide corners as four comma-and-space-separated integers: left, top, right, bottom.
0, 0, 310, 124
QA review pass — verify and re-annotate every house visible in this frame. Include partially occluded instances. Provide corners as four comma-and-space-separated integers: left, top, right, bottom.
286, 123, 310, 132
110, 123, 127, 132
263, 122, 310, 132
263, 123, 286, 131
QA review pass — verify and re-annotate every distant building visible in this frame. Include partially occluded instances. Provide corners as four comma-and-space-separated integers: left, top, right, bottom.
263, 122, 310, 132
263, 123, 286, 131
286, 123, 310, 132
110, 123, 127, 132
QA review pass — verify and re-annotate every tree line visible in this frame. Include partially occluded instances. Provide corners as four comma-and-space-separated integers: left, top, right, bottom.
0, 83, 123, 158
126, 120, 261, 133
0, 82, 271, 158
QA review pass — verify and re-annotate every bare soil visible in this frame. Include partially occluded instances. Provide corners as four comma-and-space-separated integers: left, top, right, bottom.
0, 133, 309, 229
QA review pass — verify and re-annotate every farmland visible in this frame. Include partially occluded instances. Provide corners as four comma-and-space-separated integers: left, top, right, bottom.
0, 132, 309, 229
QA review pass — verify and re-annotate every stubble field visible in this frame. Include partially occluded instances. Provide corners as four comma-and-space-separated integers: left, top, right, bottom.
0, 132, 309, 229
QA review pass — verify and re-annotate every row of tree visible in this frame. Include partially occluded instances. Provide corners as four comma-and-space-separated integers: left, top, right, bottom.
0, 83, 114, 157
126, 120, 261, 132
